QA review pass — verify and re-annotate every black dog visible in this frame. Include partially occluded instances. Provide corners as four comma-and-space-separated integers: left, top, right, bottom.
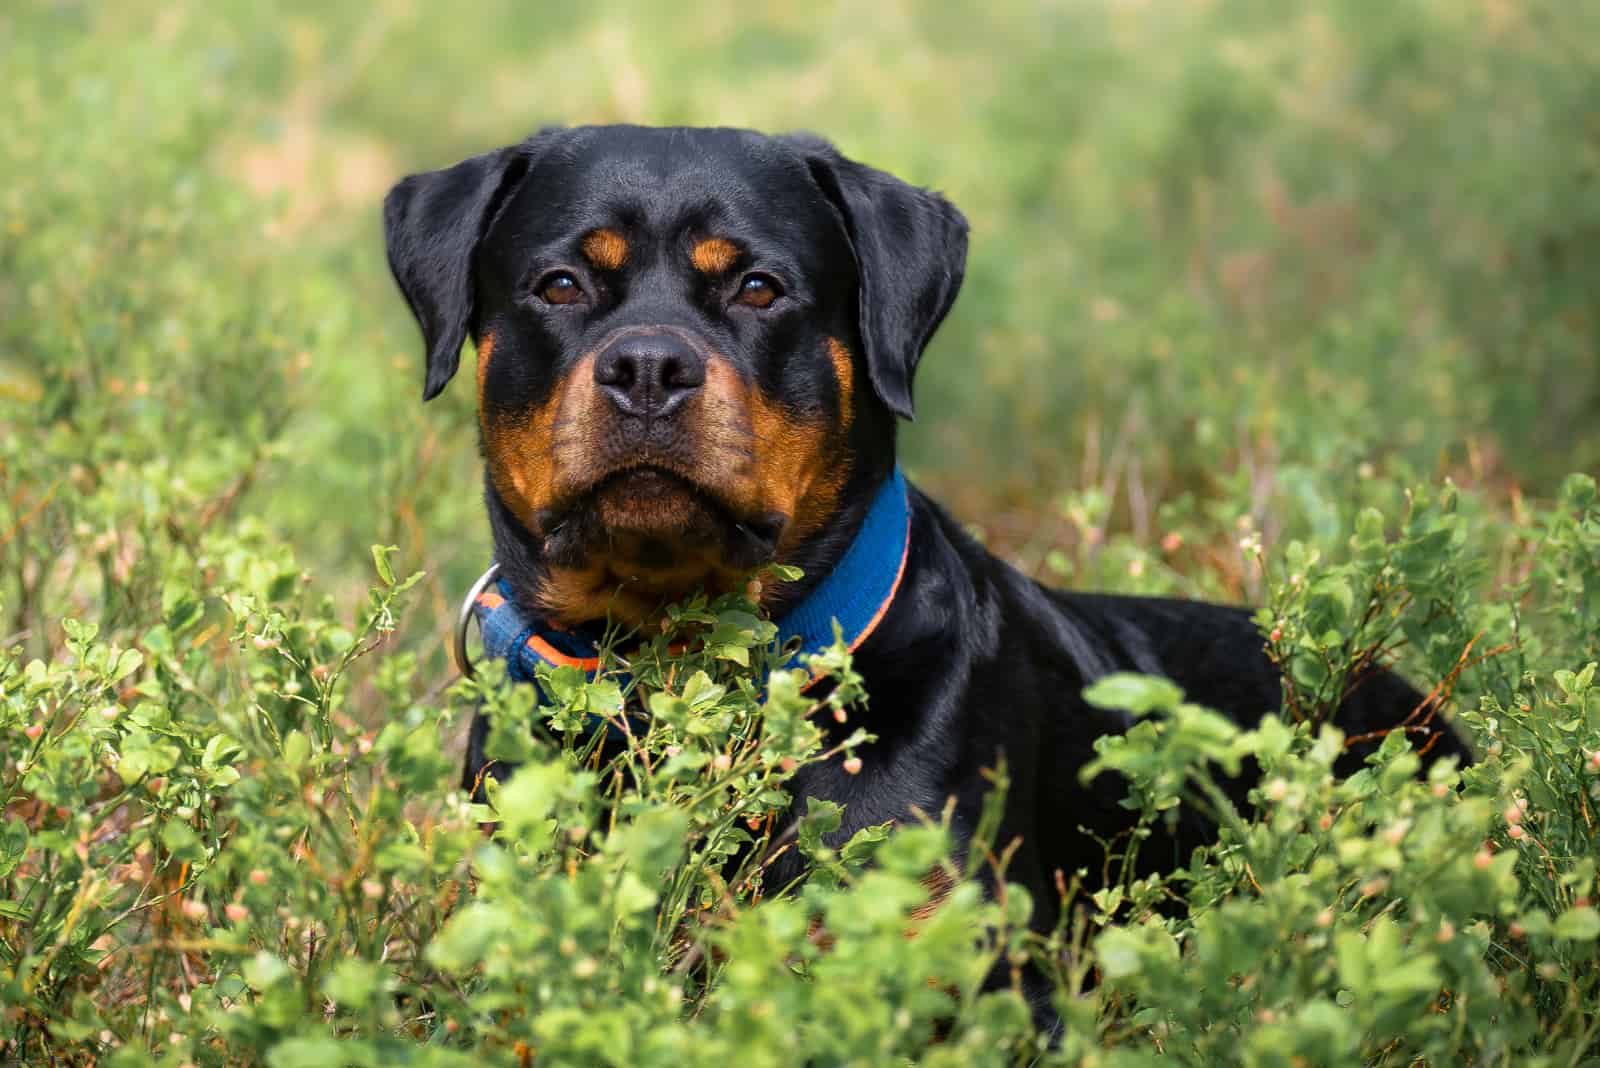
384, 124, 1468, 1003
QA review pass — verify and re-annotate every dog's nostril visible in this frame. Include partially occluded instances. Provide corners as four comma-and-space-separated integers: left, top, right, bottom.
594, 333, 705, 416
595, 354, 636, 391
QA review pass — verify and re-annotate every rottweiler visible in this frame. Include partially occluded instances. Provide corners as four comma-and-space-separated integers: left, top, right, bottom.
383, 124, 1469, 1011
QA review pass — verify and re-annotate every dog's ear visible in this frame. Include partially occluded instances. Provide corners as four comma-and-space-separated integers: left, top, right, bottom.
786, 135, 968, 420
383, 143, 535, 401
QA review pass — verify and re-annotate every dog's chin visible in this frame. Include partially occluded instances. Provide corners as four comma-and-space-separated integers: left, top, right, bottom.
593, 468, 723, 547
540, 467, 783, 579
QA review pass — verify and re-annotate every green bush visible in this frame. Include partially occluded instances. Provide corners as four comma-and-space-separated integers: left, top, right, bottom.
4, 1, 1599, 1064
4, 467, 1599, 1064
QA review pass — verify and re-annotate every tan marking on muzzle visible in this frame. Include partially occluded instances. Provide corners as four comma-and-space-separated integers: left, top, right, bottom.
690, 236, 739, 274
581, 228, 629, 270
481, 353, 601, 531
703, 355, 852, 555
488, 339, 855, 626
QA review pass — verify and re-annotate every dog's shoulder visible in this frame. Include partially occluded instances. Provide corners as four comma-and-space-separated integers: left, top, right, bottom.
910, 487, 1280, 716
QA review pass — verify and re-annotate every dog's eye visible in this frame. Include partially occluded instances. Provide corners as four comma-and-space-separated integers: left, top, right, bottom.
538, 272, 584, 306
734, 273, 781, 310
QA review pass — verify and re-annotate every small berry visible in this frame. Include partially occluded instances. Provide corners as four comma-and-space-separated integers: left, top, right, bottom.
711, 753, 732, 772
23, 723, 42, 740
249, 869, 269, 886
842, 756, 863, 775
362, 880, 384, 899
1508, 824, 1525, 840
1474, 850, 1494, 870
225, 903, 249, 923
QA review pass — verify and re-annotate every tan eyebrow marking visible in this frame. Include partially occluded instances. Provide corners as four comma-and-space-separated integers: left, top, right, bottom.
690, 236, 740, 274
581, 228, 629, 270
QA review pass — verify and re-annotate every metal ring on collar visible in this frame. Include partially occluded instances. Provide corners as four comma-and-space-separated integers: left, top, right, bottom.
454, 562, 502, 680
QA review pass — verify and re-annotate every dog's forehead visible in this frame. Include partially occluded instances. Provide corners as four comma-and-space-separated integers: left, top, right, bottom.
509, 126, 833, 244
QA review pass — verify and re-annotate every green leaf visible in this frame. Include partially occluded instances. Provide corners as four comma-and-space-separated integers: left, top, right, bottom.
282, 729, 311, 770
243, 951, 291, 991
370, 543, 397, 586
1554, 907, 1600, 941
324, 959, 383, 1008
1096, 926, 1145, 980
268, 1037, 379, 1068
161, 820, 205, 863
1083, 673, 1185, 716
112, 647, 144, 681
0, 821, 28, 880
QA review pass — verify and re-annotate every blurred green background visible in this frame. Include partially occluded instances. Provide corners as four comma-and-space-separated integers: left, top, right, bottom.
3, 0, 1597, 667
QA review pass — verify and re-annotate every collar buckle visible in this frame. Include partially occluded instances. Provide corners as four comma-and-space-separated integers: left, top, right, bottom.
453, 561, 502, 679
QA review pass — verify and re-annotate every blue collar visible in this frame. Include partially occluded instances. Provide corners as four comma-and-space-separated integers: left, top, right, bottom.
467, 467, 911, 692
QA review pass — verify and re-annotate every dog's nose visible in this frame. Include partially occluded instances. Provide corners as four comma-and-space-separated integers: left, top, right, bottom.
593, 333, 705, 417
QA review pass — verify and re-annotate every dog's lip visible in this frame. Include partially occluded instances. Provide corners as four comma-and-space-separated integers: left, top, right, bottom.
540, 464, 785, 548
595, 462, 719, 503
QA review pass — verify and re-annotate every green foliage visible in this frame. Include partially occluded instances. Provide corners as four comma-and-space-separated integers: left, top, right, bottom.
4, 0, 1600, 1063
7, 474, 1599, 1066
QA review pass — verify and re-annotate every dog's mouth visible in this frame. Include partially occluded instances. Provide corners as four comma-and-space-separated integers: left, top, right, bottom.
537, 464, 785, 575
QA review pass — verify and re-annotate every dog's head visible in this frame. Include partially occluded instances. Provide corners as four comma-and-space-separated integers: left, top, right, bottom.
384, 126, 966, 624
